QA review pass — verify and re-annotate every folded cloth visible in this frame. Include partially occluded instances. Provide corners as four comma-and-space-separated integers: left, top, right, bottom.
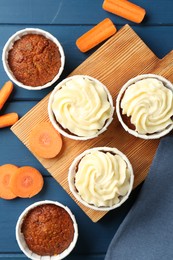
105, 135, 173, 260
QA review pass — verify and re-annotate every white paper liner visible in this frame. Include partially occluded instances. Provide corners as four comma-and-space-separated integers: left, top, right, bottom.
116, 74, 173, 140
16, 200, 78, 260
68, 147, 134, 211
2, 28, 65, 90
48, 75, 114, 140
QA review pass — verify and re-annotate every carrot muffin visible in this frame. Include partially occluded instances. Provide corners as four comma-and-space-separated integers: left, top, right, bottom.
21, 203, 75, 256
16, 201, 78, 259
116, 74, 173, 139
68, 147, 134, 211
48, 75, 114, 140
8, 34, 61, 87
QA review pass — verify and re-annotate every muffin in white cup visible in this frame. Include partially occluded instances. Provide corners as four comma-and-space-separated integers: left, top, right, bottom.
16, 200, 78, 260
2, 28, 65, 90
48, 75, 114, 140
68, 147, 134, 211
116, 74, 173, 139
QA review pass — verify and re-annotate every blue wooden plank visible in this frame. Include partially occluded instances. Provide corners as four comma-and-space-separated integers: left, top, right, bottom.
1, 25, 173, 101
0, 255, 105, 260
0, 256, 26, 259
0, 254, 104, 260
0, 100, 37, 117
0, 0, 172, 25
134, 26, 173, 59
0, 176, 142, 254
0, 0, 105, 25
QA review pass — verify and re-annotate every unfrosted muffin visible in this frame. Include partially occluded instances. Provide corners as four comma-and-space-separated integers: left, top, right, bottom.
2, 28, 65, 90
8, 34, 61, 87
68, 147, 134, 211
48, 75, 114, 140
16, 200, 78, 260
116, 74, 173, 139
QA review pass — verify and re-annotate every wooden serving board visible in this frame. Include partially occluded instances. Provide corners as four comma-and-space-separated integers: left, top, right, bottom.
11, 24, 173, 222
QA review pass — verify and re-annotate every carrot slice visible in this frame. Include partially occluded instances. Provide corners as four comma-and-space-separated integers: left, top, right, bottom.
102, 0, 146, 24
0, 81, 13, 110
9, 166, 44, 198
0, 112, 19, 128
29, 121, 63, 159
0, 164, 18, 200
76, 18, 117, 52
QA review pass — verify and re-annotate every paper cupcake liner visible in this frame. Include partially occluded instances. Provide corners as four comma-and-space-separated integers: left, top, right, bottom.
16, 200, 78, 260
2, 28, 65, 90
116, 74, 173, 140
48, 75, 114, 141
68, 146, 134, 211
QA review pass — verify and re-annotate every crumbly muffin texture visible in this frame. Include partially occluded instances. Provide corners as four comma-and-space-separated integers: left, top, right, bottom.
21, 204, 74, 256
8, 34, 61, 87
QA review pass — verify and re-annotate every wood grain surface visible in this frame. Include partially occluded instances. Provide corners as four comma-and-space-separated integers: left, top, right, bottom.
11, 24, 173, 222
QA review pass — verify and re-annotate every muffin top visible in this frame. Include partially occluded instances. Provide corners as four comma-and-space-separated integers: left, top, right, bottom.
75, 150, 131, 207
121, 78, 173, 134
51, 76, 113, 137
21, 204, 74, 256
8, 34, 61, 87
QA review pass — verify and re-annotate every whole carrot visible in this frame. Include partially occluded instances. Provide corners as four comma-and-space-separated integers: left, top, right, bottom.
0, 81, 13, 110
0, 112, 19, 128
102, 0, 146, 24
76, 18, 117, 53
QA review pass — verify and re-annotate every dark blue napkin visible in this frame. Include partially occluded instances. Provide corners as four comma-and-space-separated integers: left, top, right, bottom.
105, 135, 173, 260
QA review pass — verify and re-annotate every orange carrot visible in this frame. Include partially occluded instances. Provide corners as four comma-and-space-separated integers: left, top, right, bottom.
0, 81, 13, 110
0, 164, 18, 200
102, 0, 146, 24
76, 18, 117, 52
0, 112, 19, 128
29, 121, 63, 159
9, 166, 44, 198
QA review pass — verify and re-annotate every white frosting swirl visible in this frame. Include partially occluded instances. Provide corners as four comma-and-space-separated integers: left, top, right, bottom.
121, 78, 173, 134
75, 150, 131, 207
51, 76, 112, 137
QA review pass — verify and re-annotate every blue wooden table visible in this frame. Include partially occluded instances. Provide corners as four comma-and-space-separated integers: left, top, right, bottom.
0, 1, 173, 259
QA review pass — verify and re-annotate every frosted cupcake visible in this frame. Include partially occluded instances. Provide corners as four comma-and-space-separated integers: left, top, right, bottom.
68, 147, 134, 211
48, 75, 114, 140
116, 74, 173, 139
16, 200, 78, 260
